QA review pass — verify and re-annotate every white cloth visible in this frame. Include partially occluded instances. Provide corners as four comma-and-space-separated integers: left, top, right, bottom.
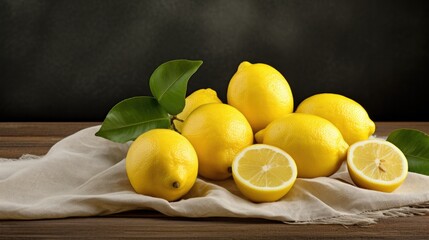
1, 126, 428, 224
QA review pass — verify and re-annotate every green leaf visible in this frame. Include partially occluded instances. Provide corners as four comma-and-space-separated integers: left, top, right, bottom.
95, 96, 170, 143
386, 129, 429, 175
149, 59, 203, 115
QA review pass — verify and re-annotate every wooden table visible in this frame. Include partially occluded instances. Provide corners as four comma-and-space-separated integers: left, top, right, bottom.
0, 122, 428, 239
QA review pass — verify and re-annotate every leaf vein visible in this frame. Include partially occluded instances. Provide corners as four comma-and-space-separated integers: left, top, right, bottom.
157, 71, 187, 102
101, 117, 169, 132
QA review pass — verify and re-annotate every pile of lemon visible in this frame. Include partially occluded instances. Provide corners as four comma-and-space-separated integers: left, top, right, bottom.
126, 61, 408, 202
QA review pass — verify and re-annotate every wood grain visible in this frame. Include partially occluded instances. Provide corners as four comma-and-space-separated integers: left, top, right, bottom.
0, 122, 98, 158
0, 122, 428, 239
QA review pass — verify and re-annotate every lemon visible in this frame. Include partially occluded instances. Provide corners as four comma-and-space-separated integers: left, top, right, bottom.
174, 88, 222, 132
232, 144, 298, 202
256, 113, 349, 178
181, 103, 253, 180
296, 93, 376, 145
125, 129, 198, 201
227, 61, 294, 132
347, 139, 408, 192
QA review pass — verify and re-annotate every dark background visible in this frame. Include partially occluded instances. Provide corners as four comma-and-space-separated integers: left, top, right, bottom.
1, 0, 428, 121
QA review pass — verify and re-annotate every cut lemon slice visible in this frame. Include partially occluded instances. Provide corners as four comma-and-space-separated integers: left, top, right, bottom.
347, 139, 408, 192
231, 144, 298, 202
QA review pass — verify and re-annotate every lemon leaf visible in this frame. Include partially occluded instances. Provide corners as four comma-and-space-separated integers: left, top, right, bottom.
387, 129, 429, 175
95, 96, 170, 143
149, 59, 203, 115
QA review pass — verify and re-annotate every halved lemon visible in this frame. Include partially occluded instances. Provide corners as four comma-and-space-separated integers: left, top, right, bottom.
231, 144, 298, 202
347, 139, 408, 192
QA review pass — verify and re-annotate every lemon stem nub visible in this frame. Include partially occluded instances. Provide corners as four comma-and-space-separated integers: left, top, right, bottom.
227, 167, 232, 173
172, 181, 180, 189
170, 116, 184, 133
172, 116, 184, 122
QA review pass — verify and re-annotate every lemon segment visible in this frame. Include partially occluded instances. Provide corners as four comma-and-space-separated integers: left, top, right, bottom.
232, 144, 298, 202
347, 139, 408, 192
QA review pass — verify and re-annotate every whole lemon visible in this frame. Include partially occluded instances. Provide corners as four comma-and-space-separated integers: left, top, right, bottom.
181, 103, 254, 180
126, 129, 198, 201
296, 93, 376, 145
174, 88, 222, 132
255, 113, 349, 178
227, 61, 294, 132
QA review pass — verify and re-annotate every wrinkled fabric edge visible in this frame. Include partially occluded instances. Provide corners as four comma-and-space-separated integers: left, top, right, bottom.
0, 154, 42, 162
285, 202, 429, 226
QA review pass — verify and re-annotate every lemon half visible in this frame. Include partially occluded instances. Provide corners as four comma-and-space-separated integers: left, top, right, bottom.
347, 139, 408, 192
232, 144, 298, 202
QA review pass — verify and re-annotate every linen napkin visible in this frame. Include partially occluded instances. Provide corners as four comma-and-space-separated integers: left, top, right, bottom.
1, 126, 428, 224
